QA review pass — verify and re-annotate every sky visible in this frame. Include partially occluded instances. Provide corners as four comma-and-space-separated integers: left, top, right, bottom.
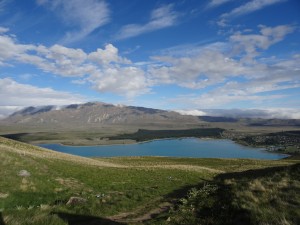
0, 0, 300, 118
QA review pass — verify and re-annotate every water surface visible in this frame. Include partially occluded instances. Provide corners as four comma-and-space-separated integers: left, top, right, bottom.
40, 138, 287, 160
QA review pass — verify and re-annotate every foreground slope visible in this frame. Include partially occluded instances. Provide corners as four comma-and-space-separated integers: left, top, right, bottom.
0, 137, 299, 225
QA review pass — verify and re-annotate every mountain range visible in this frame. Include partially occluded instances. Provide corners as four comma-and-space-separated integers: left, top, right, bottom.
1, 102, 203, 129
1, 102, 300, 132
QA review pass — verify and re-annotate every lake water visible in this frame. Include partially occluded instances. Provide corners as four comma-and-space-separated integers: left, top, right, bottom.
39, 138, 287, 160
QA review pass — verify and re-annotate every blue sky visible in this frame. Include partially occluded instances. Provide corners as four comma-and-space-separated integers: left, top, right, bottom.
0, 0, 300, 118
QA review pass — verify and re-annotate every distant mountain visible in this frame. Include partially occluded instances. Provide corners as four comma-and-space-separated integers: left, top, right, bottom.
2, 102, 203, 129
198, 115, 300, 126
242, 118, 300, 127
3, 102, 300, 132
198, 116, 239, 123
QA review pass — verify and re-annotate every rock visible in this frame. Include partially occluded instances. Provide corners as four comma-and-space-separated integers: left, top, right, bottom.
18, 170, 31, 177
66, 197, 87, 206
0, 193, 9, 199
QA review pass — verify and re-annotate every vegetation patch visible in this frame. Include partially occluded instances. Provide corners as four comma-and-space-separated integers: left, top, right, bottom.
238, 130, 300, 155
109, 128, 225, 142
162, 163, 300, 225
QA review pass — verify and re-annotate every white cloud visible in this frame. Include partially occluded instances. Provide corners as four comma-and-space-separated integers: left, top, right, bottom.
116, 4, 179, 40
88, 44, 131, 65
218, 0, 286, 26
221, 0, 286, 19
168, 53, 300, 109
230, 24, 294, 63
149, 50, 246, 89
207, 0, 234, 9
89, 65, 150, 98
0, 78, 85, 117
147, 24, 298, 109
147, 25, 294, 89
37, 0, 110, 44
172, 92, 285, 109
0, 106, 23, 119
191, 108, 300, 119
0, 25, 298, 110
0, 0, 10, 13
175, 109, 207, 116
156, 42, 228, 57
0, 26, 9, 33
263, 108, 300, 119
0, 34, 33, 62
0, 31, 150, 97
167, 55, 300, 109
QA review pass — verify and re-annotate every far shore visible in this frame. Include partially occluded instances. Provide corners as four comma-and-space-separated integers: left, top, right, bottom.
33, 136, 255, 148
31, 136, 294, 159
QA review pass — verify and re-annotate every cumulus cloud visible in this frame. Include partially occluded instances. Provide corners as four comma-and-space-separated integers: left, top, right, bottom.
116, 4, 179, 40
37, 0, 110, 44
167, 52, 300, 109
147, 24, 298, 110
169, 62, 300, 109
88, 44, 131, 65
0, 24, 298, 112
0, 78, 85, 118
89, 65, 150, 98
0, 31, 150, 97
149, 49, 246, 89
147, 24, 295, 92
230, 24, 295, 63
0, 26, 9, 33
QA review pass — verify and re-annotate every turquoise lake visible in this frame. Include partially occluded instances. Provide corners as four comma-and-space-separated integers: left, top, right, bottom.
40, 138, 287, 159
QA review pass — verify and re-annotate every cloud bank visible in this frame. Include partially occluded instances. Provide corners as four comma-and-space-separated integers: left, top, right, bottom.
177, 108, 300, 119
0, 77, 85, 118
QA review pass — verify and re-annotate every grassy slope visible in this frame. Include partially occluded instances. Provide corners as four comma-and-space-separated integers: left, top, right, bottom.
0, 137, 299, 225
165, 163, 300, 225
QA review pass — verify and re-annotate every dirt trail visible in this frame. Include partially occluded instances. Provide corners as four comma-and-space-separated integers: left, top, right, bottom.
143, 164, 224, 173
108, 202, 172, 223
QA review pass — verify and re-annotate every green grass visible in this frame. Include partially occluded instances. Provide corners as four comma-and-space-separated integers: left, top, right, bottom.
0, 137, 212, 224
0, 136, 299, 225
158, 163, 300, 225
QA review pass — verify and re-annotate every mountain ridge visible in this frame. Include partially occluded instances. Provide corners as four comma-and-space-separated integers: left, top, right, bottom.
2, 102, 203, 128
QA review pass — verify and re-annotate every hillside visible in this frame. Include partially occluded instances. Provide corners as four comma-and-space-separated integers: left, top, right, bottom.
1, 102, 202, 129
0, 137, 299, 225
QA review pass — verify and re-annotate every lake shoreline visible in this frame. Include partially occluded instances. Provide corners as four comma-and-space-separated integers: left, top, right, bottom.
38, 137, 289, 160
34, 136, 291, 159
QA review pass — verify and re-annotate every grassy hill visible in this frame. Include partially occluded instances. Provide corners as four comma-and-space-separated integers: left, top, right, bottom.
0, 137, 299, 225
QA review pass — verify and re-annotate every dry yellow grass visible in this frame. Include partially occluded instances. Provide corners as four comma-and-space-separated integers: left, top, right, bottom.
0, 136, 227, 174
0, 136, 122, 168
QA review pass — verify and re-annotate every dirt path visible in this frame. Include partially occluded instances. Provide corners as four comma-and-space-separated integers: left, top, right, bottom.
136, 164, 224, 173
108, 201, 172, 223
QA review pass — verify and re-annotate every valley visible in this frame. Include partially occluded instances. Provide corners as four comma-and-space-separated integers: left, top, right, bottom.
0, 102, 300, 224
0, 102, 299, 155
